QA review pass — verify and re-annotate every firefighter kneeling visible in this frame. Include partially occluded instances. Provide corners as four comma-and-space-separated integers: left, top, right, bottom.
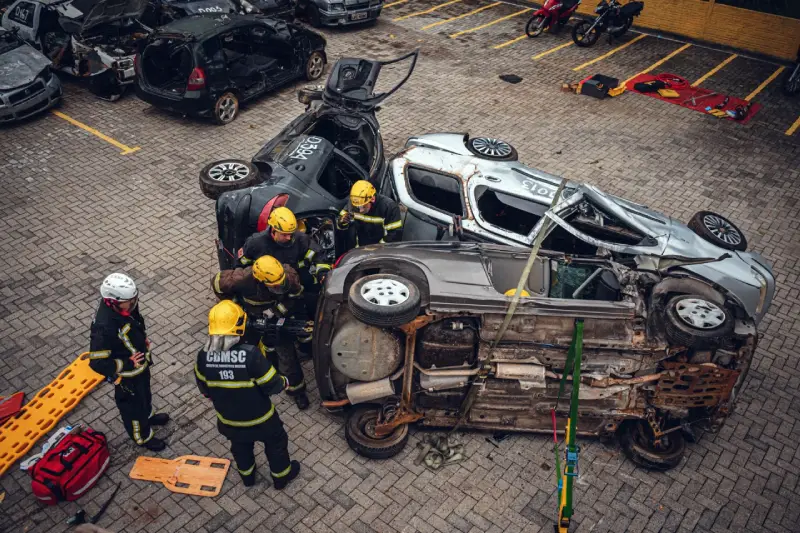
195, 300, 301, 488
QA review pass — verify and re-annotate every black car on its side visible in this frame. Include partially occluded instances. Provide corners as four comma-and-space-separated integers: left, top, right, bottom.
134, 14, 326, 124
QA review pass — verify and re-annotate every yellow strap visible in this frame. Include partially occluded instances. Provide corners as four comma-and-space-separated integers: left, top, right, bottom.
217, 404, 275, 427
354, 213, 384, 224
118, 362, 147, 378
118, 324, 137, 355
384, 220, 402, 231
88, 350, 111, 359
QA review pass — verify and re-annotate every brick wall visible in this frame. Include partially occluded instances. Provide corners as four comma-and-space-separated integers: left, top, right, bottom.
574, 0, 800, 61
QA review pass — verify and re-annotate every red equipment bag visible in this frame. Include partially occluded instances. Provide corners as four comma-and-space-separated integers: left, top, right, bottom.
29, 428, 110, 505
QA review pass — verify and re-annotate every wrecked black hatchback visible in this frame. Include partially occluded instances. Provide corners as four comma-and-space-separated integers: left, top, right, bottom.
135, 14, 326, 124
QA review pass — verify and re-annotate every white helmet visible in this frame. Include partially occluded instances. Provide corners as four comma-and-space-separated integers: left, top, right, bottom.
100, 273, 138, 302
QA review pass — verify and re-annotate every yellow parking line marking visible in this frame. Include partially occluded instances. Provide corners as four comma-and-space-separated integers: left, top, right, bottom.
623, 43, 691, 84
394, 0, 463, 21
745, 66, 785, 102
51, 111, 140, 155
383, 0, 409, 7
421, 2, 501, 30
532, 40, 573, 60
493, 33, 527, 49
572, 33, 646, 71
786, 115, 800, 136
692, 53, 737, 86
449, 8, 530, 38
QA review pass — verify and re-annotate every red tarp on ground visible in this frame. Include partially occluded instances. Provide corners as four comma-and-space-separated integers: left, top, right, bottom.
625, 73, 761, 125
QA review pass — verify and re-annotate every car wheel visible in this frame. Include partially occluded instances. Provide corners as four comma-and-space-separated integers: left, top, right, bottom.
199, 159, 260, 200
307, 4, 322, 27
663, 293, 734, 348
348, 274, 421, 327
213, 92, 239, 125
466, 137, 518, 161
618, 420, 685, 471
345, 405, 410, 460
687, 211, 747, 251
305, 51, 326, 81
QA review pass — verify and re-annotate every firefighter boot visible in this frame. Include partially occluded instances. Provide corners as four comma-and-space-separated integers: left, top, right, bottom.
143, 437, 167, 452
273, 460, 301, 490
149, 413, 170, 426
294, 392, 310, 410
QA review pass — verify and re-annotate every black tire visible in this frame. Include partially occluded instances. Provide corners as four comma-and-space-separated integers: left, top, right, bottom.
612, 16, 632, 37
213, 91, 239, 125
466, 137, 518, 161
307, 4, 322, 27
687, 211, 747, 251
348, 274, 421, 328
618, 420, 685, 471
199, 159, 260, 200
305, 51, 326, 81
525, 15, 547, 38
782, 66, 800, 96
572, 20, 600, 47
663, 293, 735, 348
345, 405, 410, 460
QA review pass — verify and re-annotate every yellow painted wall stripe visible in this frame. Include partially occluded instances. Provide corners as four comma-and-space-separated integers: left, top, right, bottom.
394, 0, 463, 21
421, 2, 501, 30
623, 43, 691, 84
692, 53, 737, 87
493, 34, 527, 49
572, 34, 647, 71
532, 41, 573, 60
786, 115, 800, 137
51, 111, 140, 155
383, 0, 408, 7
449, 8, 530, 38
745, 66, 785, 102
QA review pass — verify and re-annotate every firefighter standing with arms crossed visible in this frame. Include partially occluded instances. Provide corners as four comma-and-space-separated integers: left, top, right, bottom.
88, 273, 169, 451
195, 300, 300, 488
211, 255, 312, 409
337, 180, 403, 251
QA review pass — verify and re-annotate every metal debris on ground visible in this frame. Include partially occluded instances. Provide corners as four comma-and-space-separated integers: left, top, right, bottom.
415, 435, 466, 470
500, 74, 523, 84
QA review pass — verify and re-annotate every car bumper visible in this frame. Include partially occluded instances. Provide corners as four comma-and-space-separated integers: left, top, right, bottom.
320, 5, 382, 25
135, 84, 213, 117
0, 75, 62, 124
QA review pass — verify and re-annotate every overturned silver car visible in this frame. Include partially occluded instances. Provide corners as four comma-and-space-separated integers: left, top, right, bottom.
310, 133, 775, 470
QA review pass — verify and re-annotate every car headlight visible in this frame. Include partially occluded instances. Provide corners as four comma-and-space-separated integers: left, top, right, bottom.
329, 2, 345, 12
751, 267, 768, 315
40, 67, 53, 83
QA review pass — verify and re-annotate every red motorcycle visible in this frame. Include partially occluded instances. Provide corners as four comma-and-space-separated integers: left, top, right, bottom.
525, 0, 582, 37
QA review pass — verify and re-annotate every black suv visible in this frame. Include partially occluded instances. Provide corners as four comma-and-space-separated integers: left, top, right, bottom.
135, 14, 326, 124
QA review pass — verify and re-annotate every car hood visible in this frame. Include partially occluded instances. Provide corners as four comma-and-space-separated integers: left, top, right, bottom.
61, 0, 147, 33
175, 0, 236, 15
0, 43, 49, 90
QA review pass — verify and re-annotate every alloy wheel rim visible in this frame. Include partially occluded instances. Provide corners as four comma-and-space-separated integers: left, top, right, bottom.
361, 278, 410, 307
309, 55, 323, 78
208, 162, 250, 182
471, 137, 513, 158
675, 298, 726, 329
702, 214, 742, 246
218, 96, 237, 122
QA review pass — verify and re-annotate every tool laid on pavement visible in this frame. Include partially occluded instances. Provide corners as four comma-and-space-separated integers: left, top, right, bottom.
129, 455, 230, 497
0, 353, 103, 477
66, 483, 120, 526
415, 436, 465, 470
715, 95, 730, 109
682, 91, 717, 106
554, 319, 585, 533
0, 393, 24, 424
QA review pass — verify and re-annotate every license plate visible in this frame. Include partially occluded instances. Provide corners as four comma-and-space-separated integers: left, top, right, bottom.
350, 12, 368, 20
122, 68, 135, 80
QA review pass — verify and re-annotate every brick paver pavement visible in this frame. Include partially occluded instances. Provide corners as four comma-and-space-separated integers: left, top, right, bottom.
1, 5, 799, 532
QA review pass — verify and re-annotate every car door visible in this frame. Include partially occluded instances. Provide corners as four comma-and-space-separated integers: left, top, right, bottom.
391, 164, 467, 241
2, 0, 41, 44
247, 23, 288, 85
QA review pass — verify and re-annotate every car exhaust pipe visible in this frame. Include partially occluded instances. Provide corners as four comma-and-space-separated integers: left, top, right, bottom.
346, 378, 395, 405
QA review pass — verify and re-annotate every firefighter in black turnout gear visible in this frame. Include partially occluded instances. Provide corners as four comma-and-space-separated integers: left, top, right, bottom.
337, 180, 403, 252
211, 256, 311, 410
195, 300, 300, 488
88, 273, 169, 451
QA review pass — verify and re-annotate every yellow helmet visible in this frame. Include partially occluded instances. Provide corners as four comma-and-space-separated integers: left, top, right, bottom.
268, 207, 297, 235
209, 300, 247, 336
504, 288, 530, 297
252, 256, 286, 286
350, 180, 376, 207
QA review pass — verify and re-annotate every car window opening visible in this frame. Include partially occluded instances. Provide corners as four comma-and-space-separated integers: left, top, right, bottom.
306, 115, 376, 179
571, 204, 647, 246
548, 262, 621, 301
476, 188, 542, 235
407, 167, 464, 217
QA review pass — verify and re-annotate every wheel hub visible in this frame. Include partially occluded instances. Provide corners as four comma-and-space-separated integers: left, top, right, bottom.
208, 162, 249, 182
470, 137, 512, 158
360, 278, 410, 306
702, 214, 742, 246
675, 298, 726, 329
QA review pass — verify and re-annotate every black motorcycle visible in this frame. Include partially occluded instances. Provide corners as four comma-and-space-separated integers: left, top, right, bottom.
571, 0, 643, 47
784, 46, 800, 96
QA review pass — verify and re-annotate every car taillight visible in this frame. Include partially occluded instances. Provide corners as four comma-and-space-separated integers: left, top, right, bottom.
187, 67, 206, 91
333, 253, 347, 269
133, 53, 140, 75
